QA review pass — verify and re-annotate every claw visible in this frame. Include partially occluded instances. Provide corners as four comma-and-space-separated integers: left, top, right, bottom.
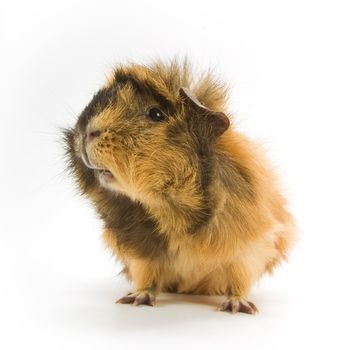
116, 294, 136, 304
219, 298, 258, 315
134, 292, 155, 306
116, 290, 155, 306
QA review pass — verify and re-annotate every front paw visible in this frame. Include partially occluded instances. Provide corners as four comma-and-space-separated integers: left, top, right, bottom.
116, 290, 156, 306
219, 297, 258, 315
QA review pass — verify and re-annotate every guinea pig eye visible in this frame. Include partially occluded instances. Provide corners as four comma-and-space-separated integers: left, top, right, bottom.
146, 107, 166, 122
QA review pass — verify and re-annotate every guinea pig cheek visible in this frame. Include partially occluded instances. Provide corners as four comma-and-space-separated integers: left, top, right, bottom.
85, 140, 114, 180
94, 142, 130, 188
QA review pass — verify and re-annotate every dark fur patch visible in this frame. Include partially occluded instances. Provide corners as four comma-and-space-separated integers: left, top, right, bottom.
216, 151, 255, 201
165, 111, 255, 234
77, 72, 176, 135
95, 190, 169, 259
77, 86, 119, 132
113, 71, 176, 112
63, 127, 168, 260
165, 120, 215, 233
186, 141, 215, 233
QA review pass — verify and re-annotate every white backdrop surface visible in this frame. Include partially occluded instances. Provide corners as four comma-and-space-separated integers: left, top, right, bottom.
1, 1, 349, 349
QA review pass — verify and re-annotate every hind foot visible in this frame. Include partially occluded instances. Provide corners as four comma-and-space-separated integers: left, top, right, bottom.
116, 290, 156, 306
219, 297, 258, 315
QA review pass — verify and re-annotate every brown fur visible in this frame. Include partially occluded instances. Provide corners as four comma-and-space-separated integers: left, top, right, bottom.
64, 59, 297, 313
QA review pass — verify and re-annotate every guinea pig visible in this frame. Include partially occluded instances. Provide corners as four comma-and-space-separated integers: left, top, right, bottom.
64, 59, 296, 314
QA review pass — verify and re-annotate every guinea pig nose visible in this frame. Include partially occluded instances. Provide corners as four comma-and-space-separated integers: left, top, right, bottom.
86, 129, 101, 142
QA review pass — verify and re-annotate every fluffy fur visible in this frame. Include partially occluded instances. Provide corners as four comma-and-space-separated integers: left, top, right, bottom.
64, 59, 296, 314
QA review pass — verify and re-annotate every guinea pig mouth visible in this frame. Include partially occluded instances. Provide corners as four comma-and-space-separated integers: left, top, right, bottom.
80, 152, 114, 181
80, 149, 114, 181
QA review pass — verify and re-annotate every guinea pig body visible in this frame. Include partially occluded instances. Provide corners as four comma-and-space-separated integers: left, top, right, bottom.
64, 60, 296, 314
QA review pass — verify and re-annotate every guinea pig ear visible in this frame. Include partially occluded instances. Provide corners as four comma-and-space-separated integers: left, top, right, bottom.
179, 87, 230, 137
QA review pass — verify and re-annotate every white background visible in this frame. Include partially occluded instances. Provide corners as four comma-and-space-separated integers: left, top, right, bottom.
1, 0, 350, 349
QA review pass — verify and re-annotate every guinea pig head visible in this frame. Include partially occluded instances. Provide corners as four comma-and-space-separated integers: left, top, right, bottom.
65, 64, 230, 205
